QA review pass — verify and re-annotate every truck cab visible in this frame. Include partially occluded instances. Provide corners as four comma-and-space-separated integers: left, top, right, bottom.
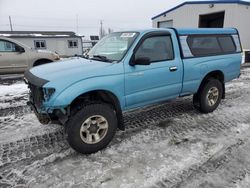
24, 28, 242, 154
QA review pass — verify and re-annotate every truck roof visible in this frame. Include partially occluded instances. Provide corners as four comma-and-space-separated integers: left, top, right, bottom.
118, 28, 238, 35
175, 28, 238, 35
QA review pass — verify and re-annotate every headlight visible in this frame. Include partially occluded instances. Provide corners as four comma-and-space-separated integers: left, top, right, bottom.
52, 53, 60, 60
43, 88, 55, 101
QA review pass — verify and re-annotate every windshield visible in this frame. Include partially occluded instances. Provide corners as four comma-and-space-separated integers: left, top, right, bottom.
88, 32, 139, 62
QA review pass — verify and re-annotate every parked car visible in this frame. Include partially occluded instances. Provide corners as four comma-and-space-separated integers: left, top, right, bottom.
24, 28, 242, 154
0, 37, 60, 74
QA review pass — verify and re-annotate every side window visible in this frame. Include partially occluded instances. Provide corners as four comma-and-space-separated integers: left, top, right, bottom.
135, 35, 174, 63
187, 36, 222, 56
34, 40, 46, 49
0, 40, 17, 52
218, 36, 236, 53
68, 40, 78, 48
186, 35, 237, 57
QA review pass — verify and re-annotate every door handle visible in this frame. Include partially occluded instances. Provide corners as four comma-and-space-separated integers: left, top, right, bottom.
169, 66, 177, 72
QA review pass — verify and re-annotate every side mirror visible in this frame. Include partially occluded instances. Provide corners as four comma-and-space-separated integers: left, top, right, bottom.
16, 45, 25, 53
130, 57, 151, 66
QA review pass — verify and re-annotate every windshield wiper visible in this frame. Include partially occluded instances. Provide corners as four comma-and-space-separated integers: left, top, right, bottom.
91, 55, 113, 63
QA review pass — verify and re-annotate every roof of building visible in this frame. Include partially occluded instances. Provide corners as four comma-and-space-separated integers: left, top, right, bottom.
152, 0, 250, 20
0, 31, 83, 38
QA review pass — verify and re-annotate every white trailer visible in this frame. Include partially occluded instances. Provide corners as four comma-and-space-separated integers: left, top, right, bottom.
0, 31, 83, 57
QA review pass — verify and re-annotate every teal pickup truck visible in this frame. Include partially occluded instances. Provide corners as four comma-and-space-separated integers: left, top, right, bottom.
24, 28, 242, 154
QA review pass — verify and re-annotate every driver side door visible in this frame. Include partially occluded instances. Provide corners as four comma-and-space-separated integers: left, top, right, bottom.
124, 32, 183, 109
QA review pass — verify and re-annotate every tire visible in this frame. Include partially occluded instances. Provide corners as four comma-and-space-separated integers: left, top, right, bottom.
66, 103, 117, 154
193, 79, 223, 113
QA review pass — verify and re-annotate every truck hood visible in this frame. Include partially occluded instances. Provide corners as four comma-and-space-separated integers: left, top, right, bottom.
28, 57, 120, 86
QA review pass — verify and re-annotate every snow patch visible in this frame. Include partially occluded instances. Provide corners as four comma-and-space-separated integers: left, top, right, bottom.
0, 113, 61, 144
0, 82, 28, 97
0, 82, 28, 109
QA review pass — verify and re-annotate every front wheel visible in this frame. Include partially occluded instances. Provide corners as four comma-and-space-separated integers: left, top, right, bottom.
193, 79, 223, 113
66, 103, 117, 154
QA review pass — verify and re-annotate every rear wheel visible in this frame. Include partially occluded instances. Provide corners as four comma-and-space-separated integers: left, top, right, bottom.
66, 103, 117, 154
193, 79, 223, 113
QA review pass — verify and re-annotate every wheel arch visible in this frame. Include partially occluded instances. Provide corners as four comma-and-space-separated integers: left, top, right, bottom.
70, 89, 124, 130
33, 58, 53, 67
198, 70, 225, 98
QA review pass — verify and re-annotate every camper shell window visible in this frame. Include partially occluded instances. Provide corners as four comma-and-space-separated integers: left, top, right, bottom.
186, 34, 236, 57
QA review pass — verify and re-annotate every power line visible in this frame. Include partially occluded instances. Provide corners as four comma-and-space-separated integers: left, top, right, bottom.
11, 24, 99, 29
0, 15, 146, 24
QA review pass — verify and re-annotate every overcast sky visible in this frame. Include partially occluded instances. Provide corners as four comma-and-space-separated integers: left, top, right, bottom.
0, 0, 185, 36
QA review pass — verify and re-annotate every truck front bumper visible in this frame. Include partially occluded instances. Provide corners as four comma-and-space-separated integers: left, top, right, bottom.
27, 101, 51, 124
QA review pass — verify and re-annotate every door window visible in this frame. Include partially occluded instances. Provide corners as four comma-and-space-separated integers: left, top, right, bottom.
0, 40, 17, 52
135, 35, 174, 63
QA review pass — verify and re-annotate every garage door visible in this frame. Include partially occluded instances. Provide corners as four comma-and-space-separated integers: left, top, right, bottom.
158, 20, 173, 28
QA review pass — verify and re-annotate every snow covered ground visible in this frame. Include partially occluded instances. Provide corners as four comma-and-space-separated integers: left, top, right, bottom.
0, 80, 61, 144
0, 81, 28, 110
0, 67, 250, 188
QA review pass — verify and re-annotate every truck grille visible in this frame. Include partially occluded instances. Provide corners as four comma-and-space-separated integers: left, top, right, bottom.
28, 83, 44, 108
24, 70, 49, 109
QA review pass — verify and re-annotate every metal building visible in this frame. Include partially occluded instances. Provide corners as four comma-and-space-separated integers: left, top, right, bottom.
152, 0, 250, 49
0, 31, 83, 57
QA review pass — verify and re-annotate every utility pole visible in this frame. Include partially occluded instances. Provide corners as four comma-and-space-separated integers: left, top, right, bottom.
100, 20, 103, 37
100, 20, 105, 38
9, 16, 13, 31
76, 14, 79, 34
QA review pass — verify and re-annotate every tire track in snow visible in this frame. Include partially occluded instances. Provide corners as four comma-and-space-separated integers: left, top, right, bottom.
0, 74, 250, 169
152, 135, 250, 188
0, 98, 195, 168
0, 68, 249, 187
3, 93, 250, 188
1, 94, 250, 187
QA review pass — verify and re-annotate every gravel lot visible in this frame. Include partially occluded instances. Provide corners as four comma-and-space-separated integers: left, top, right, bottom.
0, 67, 250, 188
